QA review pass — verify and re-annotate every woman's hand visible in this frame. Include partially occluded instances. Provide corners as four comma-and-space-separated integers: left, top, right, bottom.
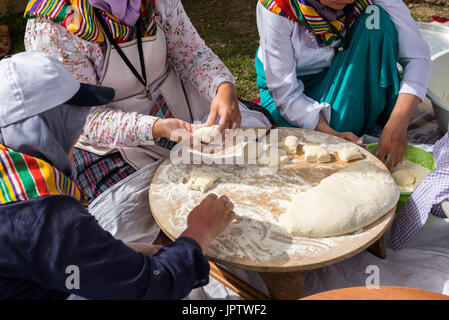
205, 81, 242, 131
376, 93, 420, 170
153, 118, 201, 145
376, 123, 407, 169
180, 194, 235, 253
125, 243, 162, 256
315, 112, 362, 145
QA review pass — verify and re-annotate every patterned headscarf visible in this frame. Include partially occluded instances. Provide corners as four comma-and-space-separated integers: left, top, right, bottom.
24, 0, 157, 43
260, 0, 374, 46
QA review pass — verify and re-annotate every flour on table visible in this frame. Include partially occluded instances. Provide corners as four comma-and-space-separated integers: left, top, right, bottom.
150, 129, 393, 264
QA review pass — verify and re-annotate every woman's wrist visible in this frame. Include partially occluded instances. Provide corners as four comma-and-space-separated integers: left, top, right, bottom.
216, 81, 237, 97
152, 118, 165, 140
385, 93, 420, 132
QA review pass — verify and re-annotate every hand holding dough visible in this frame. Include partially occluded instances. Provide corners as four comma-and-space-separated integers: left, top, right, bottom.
185, 171, 219, 192
303, 145, 331, 163
280, 136, 299, 155
338, 146, 363, 162
193, 125, 221, 144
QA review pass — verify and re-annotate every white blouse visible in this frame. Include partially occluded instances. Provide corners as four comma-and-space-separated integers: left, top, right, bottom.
256, 0, 433, 130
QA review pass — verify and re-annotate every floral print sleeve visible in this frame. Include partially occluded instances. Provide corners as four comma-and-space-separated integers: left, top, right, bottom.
157, 0, 235, 99
24, 17, 158, 147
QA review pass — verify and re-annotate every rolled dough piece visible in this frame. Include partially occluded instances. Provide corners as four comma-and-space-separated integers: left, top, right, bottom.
185, 171, 219, 192
392, 169, 415, 186
338, 146, 363, 162
303, 145, 331, 163
280, 136, 299, 155
193, 125, 220, 144
279, 161, 400, 237
259, 148, 289, 166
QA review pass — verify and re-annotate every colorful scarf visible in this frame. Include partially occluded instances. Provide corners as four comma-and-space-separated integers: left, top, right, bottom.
0, 145, 89, 206
260, 0, 374, 46
24, 0, 157, 43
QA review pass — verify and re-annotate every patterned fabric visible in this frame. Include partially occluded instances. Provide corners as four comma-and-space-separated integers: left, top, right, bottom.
24, 0, 157, 43
0, 144, 88, 206
259, 0, 374, 46
72, 148, 136, 202
390, 133, 449, 250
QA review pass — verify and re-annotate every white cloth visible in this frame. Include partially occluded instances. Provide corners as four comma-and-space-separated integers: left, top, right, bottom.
256, 0, 433, 130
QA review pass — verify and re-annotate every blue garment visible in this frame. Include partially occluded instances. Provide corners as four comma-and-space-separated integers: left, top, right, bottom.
255, 5, 400, 136
0, 195, 209, 300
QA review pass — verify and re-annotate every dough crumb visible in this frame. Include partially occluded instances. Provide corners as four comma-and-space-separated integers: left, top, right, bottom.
338, 146, 363, 163
303, 145, 331, 163
185, 171, 219, 192
280, 136, 299, 155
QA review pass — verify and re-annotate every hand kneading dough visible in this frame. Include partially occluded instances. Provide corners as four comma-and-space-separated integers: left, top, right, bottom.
392, 169, 415, 186
185, 171, 219, 192
279, 161, 400, 237
280, 136, 299, 155
303, 145, 331, 163
259, 148, 289, 166
338, 146, 363, 162
193, 125, 220, 144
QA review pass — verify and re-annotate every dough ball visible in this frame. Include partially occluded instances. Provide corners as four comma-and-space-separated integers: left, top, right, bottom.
185, 171, 219, 192
280, 136, 299, 155
259, 148, 289, 166
338, 146, 363, 163
243, 141, 264, 161
279, 162, 400, 237
303, 145, 331, 163
193, 125, 221, 144
392, 169, 415, 186
391, 159, 431, 193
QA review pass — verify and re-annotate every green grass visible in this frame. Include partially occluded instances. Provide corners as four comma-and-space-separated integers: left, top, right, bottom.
1, 0, 447, 99
182, 0, 260, 100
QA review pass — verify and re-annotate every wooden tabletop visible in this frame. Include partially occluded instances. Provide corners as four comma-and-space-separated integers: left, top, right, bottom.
149, 127, 396, 273
301, 286, 449, 300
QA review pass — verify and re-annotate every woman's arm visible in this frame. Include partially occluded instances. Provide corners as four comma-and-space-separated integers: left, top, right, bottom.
25, 18, 159, 147
157, 0, 235, 99
374, 0, 433, 168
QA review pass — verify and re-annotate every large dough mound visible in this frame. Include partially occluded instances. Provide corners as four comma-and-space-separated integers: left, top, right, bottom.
279, 161, 400, 237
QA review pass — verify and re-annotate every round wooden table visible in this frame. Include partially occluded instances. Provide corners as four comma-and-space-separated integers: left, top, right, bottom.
149, 128, 397, 299
301, 286, 449, 300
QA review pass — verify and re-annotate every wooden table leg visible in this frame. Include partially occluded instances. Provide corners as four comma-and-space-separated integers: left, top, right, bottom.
366, 235, 387, 259
259, 271, 304, 300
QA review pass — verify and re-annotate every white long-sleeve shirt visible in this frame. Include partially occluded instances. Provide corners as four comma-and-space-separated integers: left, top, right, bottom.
256, 0, 433, 130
